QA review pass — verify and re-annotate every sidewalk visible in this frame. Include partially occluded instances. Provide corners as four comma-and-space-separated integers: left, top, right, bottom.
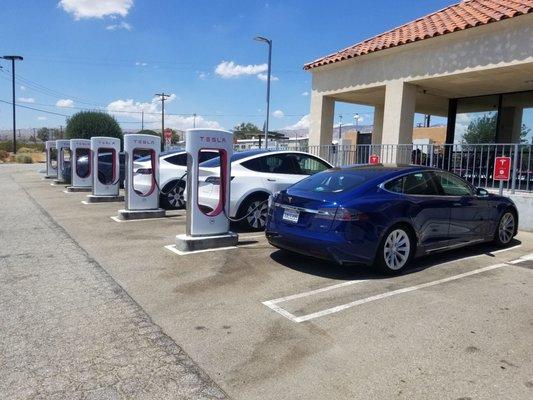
0, 164, 227, 400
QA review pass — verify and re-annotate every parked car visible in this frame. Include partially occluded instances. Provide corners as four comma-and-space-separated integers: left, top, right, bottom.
62, 152, 126, 187
198, 150, 332, 230
133, 149, 219, 209
266, 164, 518, 274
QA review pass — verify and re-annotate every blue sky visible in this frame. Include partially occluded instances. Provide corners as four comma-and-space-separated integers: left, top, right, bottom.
0, 0, 458, 132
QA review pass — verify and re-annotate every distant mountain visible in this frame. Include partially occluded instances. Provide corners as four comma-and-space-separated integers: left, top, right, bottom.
279, 124, 373, 139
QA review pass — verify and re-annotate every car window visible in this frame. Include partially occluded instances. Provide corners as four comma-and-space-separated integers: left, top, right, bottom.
293, 154, 330, 175
241, 157, 264, 172
165, 153, 187, 166
199, 151, 218, 163
292, 170, 373, 193
386, 172, 439, 195
435, 172, 472, 196
266, 155, 297, 174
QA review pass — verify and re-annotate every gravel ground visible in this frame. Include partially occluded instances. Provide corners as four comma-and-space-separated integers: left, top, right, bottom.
0, 164, 228, 400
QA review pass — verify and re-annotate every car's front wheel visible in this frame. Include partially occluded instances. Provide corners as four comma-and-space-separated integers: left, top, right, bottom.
160, 180, 186, 210
493, 210, 516, 246
238, 195, 269, 231
376, 226, 414, 274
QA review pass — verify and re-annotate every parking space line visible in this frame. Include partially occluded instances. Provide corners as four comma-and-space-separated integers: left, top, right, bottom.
263, 252, 532, 323
164, 241, 265, 256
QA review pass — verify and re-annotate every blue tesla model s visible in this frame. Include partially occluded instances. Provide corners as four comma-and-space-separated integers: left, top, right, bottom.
265, 165, 518, 274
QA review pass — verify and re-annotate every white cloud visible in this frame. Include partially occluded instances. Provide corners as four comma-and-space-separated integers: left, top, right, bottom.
215, 61, 267, 78
272, 110, 284, 118
284, 114, 309, 130
37, 116, 47, 121
56, 99, 74, 108
301, 91, 309, 96
106, 97, 221, 131
106, 21, 132, 30
58, 0, 133, 19
20, 85, 26, 91
197, 71, 208, 80
135, 61, 147, 66
18, 97, 35, 103
257, 73, 279, 82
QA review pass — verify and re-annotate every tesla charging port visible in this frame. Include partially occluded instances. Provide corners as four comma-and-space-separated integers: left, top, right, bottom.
54, 140, 71, 184
173, 129, 238, 253
45, 140, 58, 179
66, 139, 92, 192
116, 134, 166, 220
84, 137, 124, 204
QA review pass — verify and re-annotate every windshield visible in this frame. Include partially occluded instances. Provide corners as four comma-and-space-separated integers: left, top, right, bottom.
291, 169, 378, 193
200, 150, 266, 168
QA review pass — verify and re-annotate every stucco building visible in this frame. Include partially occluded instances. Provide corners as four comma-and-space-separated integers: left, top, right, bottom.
304, 0, 533, 159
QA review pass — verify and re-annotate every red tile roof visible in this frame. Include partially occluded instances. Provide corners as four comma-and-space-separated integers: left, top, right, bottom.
304, 0, 533, 70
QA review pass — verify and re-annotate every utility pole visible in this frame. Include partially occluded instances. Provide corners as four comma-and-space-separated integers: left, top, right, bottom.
338, 115, 343, 141
155, 92, 170, 148
193, 113, 196, 128
141, 110, 144, 130
2, 55, 23, 153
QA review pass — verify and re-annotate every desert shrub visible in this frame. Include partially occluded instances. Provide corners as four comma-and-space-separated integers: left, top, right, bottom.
14, 154, 33, 164
0, 149, 9, 161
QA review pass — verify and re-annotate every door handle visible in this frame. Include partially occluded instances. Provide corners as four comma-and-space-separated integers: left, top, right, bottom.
267, 178, 276, 182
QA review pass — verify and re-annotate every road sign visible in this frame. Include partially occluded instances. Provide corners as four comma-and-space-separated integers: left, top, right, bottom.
493, 157, 511, 181
369, 154, 380, 164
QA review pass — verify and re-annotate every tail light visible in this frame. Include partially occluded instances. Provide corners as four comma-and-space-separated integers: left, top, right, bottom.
135, 168, 152, 175
316, 206, 368, 221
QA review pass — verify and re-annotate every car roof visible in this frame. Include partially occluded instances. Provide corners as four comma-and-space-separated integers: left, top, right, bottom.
328, 164, 439, 181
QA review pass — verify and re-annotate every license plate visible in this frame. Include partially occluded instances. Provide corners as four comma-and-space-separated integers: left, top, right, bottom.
282, 208, 300, 223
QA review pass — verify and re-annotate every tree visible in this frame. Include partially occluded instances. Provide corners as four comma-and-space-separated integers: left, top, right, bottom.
233, 122, 262, 140
136, 129, 158, 136
65, 111, 122, 140
37, 127, 50, 142
463, 114, 529, 144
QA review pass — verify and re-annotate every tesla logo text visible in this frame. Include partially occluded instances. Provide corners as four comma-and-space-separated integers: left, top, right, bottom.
133, 139, 155, 145
199, 136, 226, 143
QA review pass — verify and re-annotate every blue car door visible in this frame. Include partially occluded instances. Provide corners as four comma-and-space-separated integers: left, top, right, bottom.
433, 171, 489, 244
384, 171, 453, 251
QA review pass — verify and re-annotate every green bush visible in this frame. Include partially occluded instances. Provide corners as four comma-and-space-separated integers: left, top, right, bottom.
18, 147, 38, 153
0, 141, 45, 152
66, 111, 123, 140
14, 154, 33, 164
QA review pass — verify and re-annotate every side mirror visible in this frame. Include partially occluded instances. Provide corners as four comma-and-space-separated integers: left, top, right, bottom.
475, 187, 489, 197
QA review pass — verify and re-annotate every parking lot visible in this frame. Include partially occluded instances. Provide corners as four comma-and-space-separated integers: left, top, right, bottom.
3, 164, 533, 400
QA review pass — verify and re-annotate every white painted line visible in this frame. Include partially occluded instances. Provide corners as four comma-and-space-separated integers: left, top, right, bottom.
110, 216, 171, 223
490, 244, 522, 254
267, 279, 368, 305
238, 234, 266, 240
508, 253, 533, 264
164, 244, 238, 256
262, 300, 300, 323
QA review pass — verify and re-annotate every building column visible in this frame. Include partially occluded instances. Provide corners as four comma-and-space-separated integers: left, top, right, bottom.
372, 104, 384, 144
381, 80, 417, 163
497, 106, 523, 143
309, 93, 335, 147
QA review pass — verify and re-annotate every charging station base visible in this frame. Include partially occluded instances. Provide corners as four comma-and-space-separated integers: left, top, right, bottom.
175, 232, 239, 253
117, 208, 166, 220
86, 194, 124, 203
44, 175, 56, 179
53, 179, 67, 185
66, 186, 92, 193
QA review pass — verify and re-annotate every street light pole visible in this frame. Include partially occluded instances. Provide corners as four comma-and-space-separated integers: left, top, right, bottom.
254, 36, 272, 149
2, 55, 23, 154
155, 92, 170, 150
338, 115, 343, 141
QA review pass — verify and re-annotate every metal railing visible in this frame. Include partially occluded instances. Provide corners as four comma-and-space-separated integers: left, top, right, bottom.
272, 142, 533, 194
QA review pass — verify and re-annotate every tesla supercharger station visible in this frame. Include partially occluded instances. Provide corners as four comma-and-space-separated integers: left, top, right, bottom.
174, 129, 238, 253
55, 139, 71, 184
45, 140, 57, 179
116, 134, 165, 220
85, 136, 124, 203
67, 139, 92, 192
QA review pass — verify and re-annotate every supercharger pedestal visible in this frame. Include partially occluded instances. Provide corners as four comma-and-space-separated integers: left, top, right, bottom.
175, 129, 238, 252
54, 139, 71, 184
85, 136, 124, 203
45, 140, 57, 179
67, 139, 92, 192
117, 134, 165, 220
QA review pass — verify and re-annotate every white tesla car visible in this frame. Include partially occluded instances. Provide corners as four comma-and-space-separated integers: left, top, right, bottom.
197, 150, 332, 230
133, 149, 218, 209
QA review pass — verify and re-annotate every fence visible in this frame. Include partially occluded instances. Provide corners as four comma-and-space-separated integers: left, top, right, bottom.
273, 142, 533, 194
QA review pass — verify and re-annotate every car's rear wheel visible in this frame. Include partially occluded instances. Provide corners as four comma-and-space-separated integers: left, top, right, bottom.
239, 195, 269, 231
493, 210, 515, 246
160, 180, 185, 210
376, 226, 414, 274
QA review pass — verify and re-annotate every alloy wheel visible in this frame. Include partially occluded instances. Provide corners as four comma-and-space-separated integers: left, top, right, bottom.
246, 200, 269, 229
167, 185, 185, 208
383, 229, 411, 271
498, 212, 515, 244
